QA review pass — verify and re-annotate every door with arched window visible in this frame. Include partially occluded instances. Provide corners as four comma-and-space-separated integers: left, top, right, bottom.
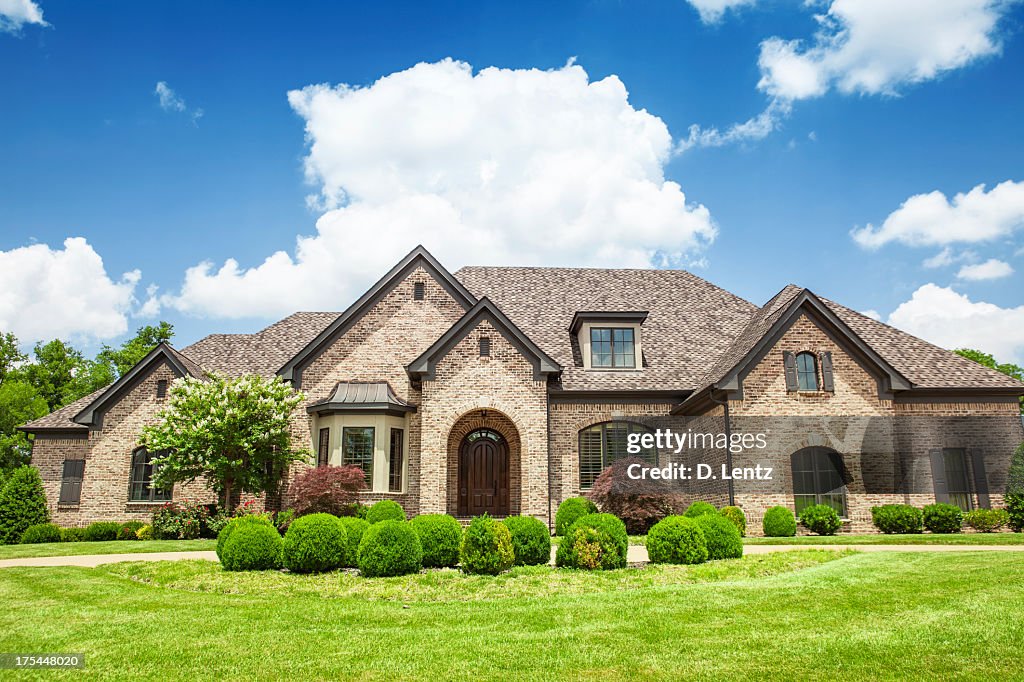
458, 429, 509, 517
791, 447, 847, 516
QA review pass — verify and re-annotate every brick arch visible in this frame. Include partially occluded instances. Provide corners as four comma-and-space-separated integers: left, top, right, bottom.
445, 407, 522, 516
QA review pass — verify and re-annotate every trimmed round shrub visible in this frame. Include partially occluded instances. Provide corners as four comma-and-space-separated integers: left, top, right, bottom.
460, 514, 514, 575
695, 513, 743, 560
964, 508, 1010, 533
683, 501, 717, 518
555, 513, 629, 570
554, 497, 598, 536
719, 506, 747, 537
0, 466, 50, 545
60, 527, 86, 543
20, 522, 62, 544
118, 520, 145, 541
365, 500, 406, 524
799, 504, 842, 536
283, 513, 348, 573
646, 516, 708, 565
220, 522, 283, 571
409, 514, 462, 568
136, 524, 154, 541
502, 515, 552, 566
923, 503, 963, 534
216, 515, 275, 561
762, 506, 797, 537
337, 516, 370, 567
871, 504, 923, 534
358, 520, 423, 577
84, 521, 122, 542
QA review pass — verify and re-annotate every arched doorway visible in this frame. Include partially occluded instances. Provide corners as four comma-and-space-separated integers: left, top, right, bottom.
458, 428, 510, 516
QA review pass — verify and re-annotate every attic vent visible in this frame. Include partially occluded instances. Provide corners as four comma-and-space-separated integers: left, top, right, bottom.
479, 337, 491, 357
156, 379, 168, 398
414, 282, 425, 300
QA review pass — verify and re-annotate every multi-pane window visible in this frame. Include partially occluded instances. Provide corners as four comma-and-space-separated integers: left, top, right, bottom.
343, 427, 375, 485
578, 421, 656, 489
317, 427, 331, 467
942, 448, 973, 511
796, 352, 819, 391
792, 448, 846, 516
389, 428, 404, 493
59, 459, 85, 505
129, 448, 172, 502
590, 328, 636, 368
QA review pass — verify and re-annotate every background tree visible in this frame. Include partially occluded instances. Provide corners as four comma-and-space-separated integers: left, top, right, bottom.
0, 332, 26, 384
96, 322, 174, 378
142, 374, 308, 512
954, 348, 1024, 413
0, 382, 49, 470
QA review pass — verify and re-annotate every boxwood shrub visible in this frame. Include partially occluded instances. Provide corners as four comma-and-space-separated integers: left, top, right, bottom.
646, 516, 708, 565
923, 503, 963, 534
283, 513, 348, 573
695, 513, 743, 559
799, 504, 842, 536
683, 500, 717, 518
0, 466, 50, 545
118, 520, 145, 541
410, 514, 462, 568
718, 506, 747, 537
502, 515, 552, 566
19, 522, 62, 544
84, 521, 122, 542
60, 527, 86, 543
964, 508, 1010, 533
365, 500, 406, 524
762, 506, 797, 537
870, 504, 923, 534
216, 515, 275, 561
136, 524, 154, 541
554, 497, 597, 536
358, 520, 423, 577
337, 516, 370, 567
220, 522, 283, 571
460, 514, 514, 575
555, 513, 629, 570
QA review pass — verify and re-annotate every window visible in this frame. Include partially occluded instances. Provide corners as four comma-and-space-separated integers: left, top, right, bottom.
942, 448, 973, 511
796, 352, 818, 391
317, 427, 331, 467
414, 281, 425, 300
343, 427, 375, 485
578, 421, 656, 489
479, 336, 491, 357
59, 459, 85, 505
156, 379, 168, 398
389, 428, 404, 492
791, 447, 846, 516
590, 328, 636, 368
129, 448, 172, 502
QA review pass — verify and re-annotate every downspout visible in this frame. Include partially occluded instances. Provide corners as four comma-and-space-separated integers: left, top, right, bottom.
708, 388, 735, 507
546, 385, 554, 531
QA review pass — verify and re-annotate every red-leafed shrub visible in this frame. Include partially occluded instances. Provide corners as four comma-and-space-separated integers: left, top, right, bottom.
290, 465, 367, 517
587, 458, 683, 535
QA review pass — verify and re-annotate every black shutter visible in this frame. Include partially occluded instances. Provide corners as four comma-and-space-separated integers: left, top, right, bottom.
970, 449, 990, 509
929, 449, 949, 504
820, 351, 835, 392
59, 459, 85, 504
783, 351, 798, 391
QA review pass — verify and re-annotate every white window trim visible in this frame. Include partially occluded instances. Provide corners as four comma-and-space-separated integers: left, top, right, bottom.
579, 321, 643, 371
313, 414, 409, 493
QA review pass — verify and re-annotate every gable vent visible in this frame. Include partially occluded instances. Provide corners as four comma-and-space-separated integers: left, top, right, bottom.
156, 379, 168, 398
414, 282, 425, 300
479, 336, 491, 357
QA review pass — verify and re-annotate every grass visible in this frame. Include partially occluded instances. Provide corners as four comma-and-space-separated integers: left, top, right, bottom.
0, 539, 215, 559
745, 533, 1024, 545
1, 551, 1023, 679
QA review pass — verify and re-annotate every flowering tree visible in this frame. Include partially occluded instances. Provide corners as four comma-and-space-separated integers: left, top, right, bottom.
142, 374, 307, 512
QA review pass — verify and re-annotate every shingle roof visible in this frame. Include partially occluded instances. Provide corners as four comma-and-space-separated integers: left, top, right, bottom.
455, 266, 758, 392
19, 387, 106, 431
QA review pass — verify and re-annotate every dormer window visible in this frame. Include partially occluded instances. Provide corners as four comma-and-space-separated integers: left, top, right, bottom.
590, 328, 635, 368
569, 311, 647, 371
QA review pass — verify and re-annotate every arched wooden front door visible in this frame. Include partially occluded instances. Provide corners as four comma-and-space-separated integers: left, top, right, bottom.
458, 429, 509, 517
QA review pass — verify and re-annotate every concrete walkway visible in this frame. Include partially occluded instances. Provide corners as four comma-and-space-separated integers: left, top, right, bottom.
2, 543, 1024, 569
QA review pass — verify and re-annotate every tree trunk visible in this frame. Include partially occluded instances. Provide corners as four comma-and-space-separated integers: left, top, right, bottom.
223, 477, 233, 514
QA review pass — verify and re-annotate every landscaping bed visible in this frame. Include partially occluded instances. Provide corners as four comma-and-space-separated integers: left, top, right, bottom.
0, 539, 216, 560
745, 533, 1024, 545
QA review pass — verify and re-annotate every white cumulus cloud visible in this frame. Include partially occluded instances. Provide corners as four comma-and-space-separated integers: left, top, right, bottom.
0, 0, 47, 33
887, 283, 1024, 364
957, 258, 1014, 280
852, 180, 1024, 249
0, 238, 140, 344
152, 59, 718, 319
685, 0, 757, 24
758, 0, 1013, 101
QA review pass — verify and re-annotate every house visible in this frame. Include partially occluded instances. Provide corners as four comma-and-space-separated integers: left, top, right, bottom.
20, 246, 1024, 534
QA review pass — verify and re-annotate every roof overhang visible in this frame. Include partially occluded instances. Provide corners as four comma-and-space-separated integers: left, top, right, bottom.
307, 381, 416, 418
568, 311, 649, 335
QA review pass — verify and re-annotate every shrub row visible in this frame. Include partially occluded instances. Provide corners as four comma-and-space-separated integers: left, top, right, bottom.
646, 513, 743, 565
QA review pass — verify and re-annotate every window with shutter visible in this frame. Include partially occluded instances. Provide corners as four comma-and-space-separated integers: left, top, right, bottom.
796, 352, 819, 391
59, 459, 85, 505
578, 421, 657, 489
820, 351, 835, 392
783, 351, 799, 391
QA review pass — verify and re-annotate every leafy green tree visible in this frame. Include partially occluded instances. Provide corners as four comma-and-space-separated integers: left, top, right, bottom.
13, 339, 86, 411
0, 382, 49, 470
0, 332, 26, 384
954, 348, 1024, 413
142, 374, 308, 512
96, 322, 174, 378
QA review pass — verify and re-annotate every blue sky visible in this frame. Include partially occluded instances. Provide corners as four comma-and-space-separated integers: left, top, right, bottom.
2, 0, 1023, 362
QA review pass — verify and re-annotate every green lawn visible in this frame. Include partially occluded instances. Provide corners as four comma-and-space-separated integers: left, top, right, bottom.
1, 550, 1022, 679
0, 539, 215, 560
745, 533, 1024, 545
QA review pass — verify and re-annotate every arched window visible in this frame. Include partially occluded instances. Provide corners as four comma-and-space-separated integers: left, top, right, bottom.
129, 448, 172, 502
578, 421, 656, 489
466, 428, 503, 444
791, 447, 846, 516
796, 352, 819, 391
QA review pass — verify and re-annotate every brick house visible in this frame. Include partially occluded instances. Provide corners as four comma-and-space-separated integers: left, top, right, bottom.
20, 246, 1024, 534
